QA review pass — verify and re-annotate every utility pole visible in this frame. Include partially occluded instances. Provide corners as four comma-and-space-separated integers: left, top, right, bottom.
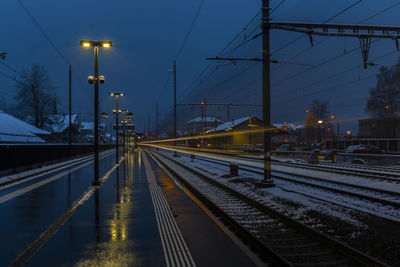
156, 102, 159, 139
94, 45, 99, 185
173, 61, 177, 139
148, 116, 151, 136
202, 97, 207, 134
262, 0, 272, 183
69, 65, 72, 146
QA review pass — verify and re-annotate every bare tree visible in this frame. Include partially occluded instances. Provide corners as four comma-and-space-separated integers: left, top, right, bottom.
14, 64, 57, 128
0, 96, 7, 112
305, 99, 330, 143
365, 62, 400, 118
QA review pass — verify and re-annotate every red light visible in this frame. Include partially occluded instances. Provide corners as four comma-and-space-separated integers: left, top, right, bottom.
144, 132, 148, 136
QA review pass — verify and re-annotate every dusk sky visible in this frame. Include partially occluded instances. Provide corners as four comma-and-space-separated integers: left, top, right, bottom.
1, 0, 400, 133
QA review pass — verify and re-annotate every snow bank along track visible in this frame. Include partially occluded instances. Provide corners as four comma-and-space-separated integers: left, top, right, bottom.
171, 150, 400, 212
148, 149, 386, 267
273, 161, 400, 183
152, 145, 400, 182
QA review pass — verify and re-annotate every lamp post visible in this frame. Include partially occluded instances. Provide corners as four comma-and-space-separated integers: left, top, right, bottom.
101, 112, 112, 144
318, 120, 323, 144
80, 40, 112, 186
121, 109, 129, 156
120, 110, 133, 155
125, 111, 133, 152
109, 92, 124, 164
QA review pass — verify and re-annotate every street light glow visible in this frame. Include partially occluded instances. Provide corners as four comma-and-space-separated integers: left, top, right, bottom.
80, 40, 92, 47
318, 120, 323, 124
101, 42, 112, 48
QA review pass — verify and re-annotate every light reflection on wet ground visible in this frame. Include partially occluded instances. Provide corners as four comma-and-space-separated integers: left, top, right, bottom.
0, 153, 114, 266
26, 150, 165, 267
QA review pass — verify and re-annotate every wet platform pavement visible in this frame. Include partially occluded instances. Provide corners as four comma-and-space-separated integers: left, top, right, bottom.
1, 149, 259, 267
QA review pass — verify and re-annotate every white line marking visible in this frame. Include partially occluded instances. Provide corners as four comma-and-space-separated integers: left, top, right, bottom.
0, 153, 112, 204
143, 152, 196, 267
0, 150, 113, 190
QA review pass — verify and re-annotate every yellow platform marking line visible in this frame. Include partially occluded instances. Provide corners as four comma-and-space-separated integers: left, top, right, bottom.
143, 153, 196, 267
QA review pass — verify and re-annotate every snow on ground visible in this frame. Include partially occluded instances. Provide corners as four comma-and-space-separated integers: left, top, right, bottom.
162, 147, 400, 195
0, 154, 91, 186
157, 150, 372, 228
0, 150, 112, 187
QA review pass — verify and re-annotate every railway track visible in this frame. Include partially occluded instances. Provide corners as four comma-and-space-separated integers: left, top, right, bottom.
154, 145, 400, 183
148, 149, 387, 267
172, 150, 400, 210
272, 161, 400, 183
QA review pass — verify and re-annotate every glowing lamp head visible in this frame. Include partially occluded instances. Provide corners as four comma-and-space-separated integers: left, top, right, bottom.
101, 41, 112, 48
80, 40, 92, 47
109, 93, 114, 96
318, 120, 323, 124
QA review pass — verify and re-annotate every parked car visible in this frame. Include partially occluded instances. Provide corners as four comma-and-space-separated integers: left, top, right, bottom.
345, 145, 384, 154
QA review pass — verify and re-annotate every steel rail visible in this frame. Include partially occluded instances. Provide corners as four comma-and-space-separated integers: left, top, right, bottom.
148, 150, 291, 267
173, 150, 400, 209
149, 149, 387, 266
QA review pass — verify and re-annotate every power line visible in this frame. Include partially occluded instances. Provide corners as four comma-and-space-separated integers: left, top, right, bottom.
201, 62, 260, 96
272, 1, 400, 74
178, 11, 262, 101
17, 0, 91, 103
271, 38, 381, 88
358, 2, 400, 24
278, 49, 398, 98
174, 0, 206, 60
0, 60, 19, 74
0, 69, 29, 86
323, 0, 363, 23
271, 0, 287, 15
270, 0, 365, 56
17, 0, 69, 65
157, 73, 171, 103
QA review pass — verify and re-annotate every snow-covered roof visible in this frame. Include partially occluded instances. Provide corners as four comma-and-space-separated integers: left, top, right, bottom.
80, 122, 105, 131
207, 117, 251, 133
0, 111, 49, 143
187, 116, 222, 124
81, 122, 94, 130
273, 122, 304, 130
50, 114, 79, 133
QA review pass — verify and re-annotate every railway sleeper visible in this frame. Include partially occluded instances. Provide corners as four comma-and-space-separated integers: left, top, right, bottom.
271, 242, 320, 249
293, 258, 350, 267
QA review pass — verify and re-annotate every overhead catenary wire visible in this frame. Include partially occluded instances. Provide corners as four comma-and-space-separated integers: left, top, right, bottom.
181, 0, 368, 104
17, 0, 91, 108
174, 0, 206, 61
270, 0, 365, 56
272, 1, 400, 74
271, 0, 287, 15
236, 48, 398, 104
0, 60, 19, 74
178, 11, 262, 102
157, 73, 172, 103
281, 49, 399, 98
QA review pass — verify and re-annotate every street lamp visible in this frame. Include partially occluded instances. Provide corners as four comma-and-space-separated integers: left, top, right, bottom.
318, 120, 323, 144
120, 109, 132, 155
101, 112, 113, 144
109, 92, 124, 164
80, 39, 112, 186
